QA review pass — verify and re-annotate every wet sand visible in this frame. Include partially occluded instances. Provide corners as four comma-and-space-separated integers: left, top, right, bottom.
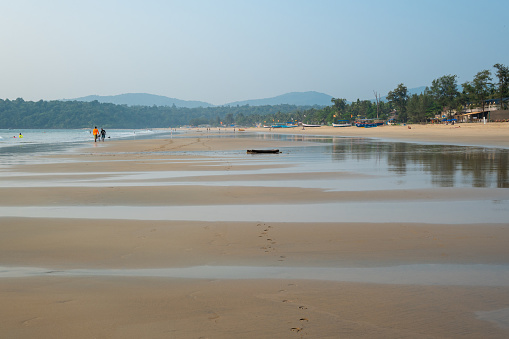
1, 124, 509, 338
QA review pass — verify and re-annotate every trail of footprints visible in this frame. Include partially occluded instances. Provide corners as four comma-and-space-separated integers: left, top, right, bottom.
257, 223, 286, 262
256, 223, 309, 335
282, 296, 310, 335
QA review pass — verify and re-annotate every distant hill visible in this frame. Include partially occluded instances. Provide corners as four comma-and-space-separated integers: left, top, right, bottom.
66, 88, 435, 108
65, 91, 335, 108
65, 93, 213, 108
225, 91, 333, 107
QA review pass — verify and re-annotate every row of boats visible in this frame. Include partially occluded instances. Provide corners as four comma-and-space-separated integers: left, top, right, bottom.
264, 119, 385, 129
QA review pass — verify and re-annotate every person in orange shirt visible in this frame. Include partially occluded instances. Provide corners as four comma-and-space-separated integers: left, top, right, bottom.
92, 126, 99, 142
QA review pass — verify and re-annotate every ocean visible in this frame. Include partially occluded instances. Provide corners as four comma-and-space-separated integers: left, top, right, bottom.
0, 128, 176, 157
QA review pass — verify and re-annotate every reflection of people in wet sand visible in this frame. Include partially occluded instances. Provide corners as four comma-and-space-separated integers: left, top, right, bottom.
92, 126, 99, 142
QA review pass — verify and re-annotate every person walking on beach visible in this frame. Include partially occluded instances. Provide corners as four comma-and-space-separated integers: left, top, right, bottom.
92, 126, 99, 142
100, 128, 106, 142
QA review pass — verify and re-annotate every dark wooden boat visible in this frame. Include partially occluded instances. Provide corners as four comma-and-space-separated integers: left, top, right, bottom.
247, 149, 280, 154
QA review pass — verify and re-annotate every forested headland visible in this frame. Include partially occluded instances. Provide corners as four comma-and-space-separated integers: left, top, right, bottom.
1, 63, 507, 129
0, 99, 319, 129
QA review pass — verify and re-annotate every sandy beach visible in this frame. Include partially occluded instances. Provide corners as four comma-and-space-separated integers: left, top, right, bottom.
248, 122, 509, 148
1, 123, 509, 338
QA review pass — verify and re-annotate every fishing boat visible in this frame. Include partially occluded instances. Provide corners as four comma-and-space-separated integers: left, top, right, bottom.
332, 120, 352, 127
302, 123, 321, 127
355, 119, 378, 128
247, 149, 280, 154
271, 123, 298, 128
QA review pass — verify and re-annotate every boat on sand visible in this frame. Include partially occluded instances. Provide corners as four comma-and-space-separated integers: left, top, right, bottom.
247, 149, 280, 154
332, 120, 352, 127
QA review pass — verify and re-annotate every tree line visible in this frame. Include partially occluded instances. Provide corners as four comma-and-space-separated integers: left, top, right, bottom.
1, 63, 507, 129
0, 98, 319, 129
228, 63, 508, 125
288, 63, 508, 125
385, 63, 509, 123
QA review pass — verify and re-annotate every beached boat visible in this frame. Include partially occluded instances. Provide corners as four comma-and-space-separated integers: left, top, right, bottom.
302, 123, 321, 127
271, 123, 298, 128
247, 149, 280, 154
355, 119, 378, 128
332, 120, 352, 127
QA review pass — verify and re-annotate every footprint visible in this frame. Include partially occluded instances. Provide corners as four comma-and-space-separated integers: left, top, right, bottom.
22, 317, 42, 326
56, 299, 73, 304
291, 327, 303, 332
208, 313, 220, 320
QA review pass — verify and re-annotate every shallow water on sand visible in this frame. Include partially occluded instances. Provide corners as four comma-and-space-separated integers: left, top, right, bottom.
1, 264, 509, 286
1, 199, 508, 223
1, 134, 509, 191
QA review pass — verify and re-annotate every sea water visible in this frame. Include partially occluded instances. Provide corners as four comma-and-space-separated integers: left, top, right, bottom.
0, 128, 175, 158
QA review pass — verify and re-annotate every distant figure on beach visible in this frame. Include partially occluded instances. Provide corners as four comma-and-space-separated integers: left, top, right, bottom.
93, 126, 99, 142
100, 128, 106, 142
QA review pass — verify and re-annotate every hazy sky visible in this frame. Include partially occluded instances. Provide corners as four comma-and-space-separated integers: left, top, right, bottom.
1, 0, 508, 105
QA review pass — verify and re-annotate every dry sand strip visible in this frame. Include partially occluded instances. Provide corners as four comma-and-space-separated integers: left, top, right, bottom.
1, 278, 509, 339
76, 133, 315, 154
247, 123, 509, 148
1, 218, 509, 269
